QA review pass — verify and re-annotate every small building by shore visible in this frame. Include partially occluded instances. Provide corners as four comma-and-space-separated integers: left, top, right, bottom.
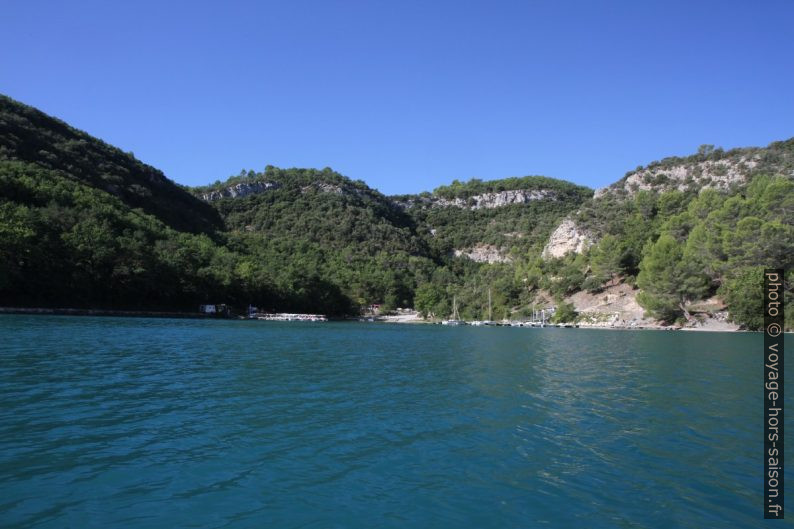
199, 304, 230, 316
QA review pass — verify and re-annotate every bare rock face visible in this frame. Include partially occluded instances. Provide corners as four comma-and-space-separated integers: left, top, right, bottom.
447, 189, 555, 209
453, 244, 513, 264
541, 218, 593, 259
317, 182, 344, 194
596, 156, 758, 198
301, 182, 345, 195
200, 181, 279, 201
397, 189, 557, 210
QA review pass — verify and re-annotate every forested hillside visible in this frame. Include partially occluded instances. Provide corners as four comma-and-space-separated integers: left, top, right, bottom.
196, 166, 438, 311
188, 169, 589, 315
532, 141, 794, 330
0, 96, 366, 314
0, 94, 791, 327
0, 95, 221, 234
385, 178, 592, 320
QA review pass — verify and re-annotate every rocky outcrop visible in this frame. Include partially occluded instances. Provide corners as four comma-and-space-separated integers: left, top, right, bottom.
301, 182, 345, 195
541, 218, 593, 259
595, 156, 759, 198
200, 181, 280, 201
453, 244, 513, 264
200, 180, 360, 202
397, 189, 557, 210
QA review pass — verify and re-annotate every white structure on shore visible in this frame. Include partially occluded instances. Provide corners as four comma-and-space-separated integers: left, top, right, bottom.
255, 313, 328, 322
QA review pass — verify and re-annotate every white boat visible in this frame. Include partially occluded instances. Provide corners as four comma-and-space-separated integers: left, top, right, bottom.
482, 288, 497, 325
442, 296, 466, 325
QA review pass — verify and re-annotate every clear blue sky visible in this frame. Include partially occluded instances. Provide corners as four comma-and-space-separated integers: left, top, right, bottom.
2, 0, 792, 194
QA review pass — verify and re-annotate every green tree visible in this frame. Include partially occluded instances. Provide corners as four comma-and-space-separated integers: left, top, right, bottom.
636, 234, 710, 322
719, 267, 764, 330
414, 283, 444, 319
551, 300, 577, 323
589, 234, 624, 288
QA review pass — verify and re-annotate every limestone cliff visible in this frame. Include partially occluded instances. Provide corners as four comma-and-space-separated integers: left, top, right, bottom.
594, 140, 794, 199
594, 157, 758, 198
541, 218, 594, 259
200, 181, 280, 201
397, 189, 557, 210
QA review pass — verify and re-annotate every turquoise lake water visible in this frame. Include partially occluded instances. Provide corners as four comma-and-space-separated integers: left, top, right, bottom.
0, 316, 787, 528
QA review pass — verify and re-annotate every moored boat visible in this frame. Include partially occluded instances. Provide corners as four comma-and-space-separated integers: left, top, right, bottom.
441, 295, 466, 325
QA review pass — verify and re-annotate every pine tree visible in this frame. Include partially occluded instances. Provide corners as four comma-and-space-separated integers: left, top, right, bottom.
589, 234, 624, 287
636, 234, 710, 322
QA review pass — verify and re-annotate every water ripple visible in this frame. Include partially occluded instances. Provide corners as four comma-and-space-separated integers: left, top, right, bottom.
0, 316, 783, 528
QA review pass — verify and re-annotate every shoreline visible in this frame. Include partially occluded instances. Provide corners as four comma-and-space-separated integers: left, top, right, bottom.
2, 307, 782, 333
0, 307, 218, 319
372, 314, 759, 332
